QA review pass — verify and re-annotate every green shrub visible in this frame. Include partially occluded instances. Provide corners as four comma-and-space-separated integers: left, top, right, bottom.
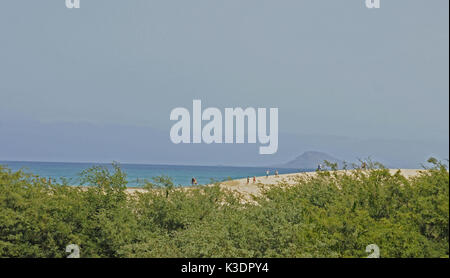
0, 160, 448, 258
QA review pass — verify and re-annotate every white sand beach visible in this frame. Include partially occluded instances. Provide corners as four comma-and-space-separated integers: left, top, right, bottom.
126, 169, 424, 199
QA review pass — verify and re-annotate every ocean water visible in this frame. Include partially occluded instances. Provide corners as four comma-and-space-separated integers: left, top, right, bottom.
0, 161, 306, 187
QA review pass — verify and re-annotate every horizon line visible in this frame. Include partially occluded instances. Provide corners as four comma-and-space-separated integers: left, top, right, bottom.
0, 159, 301, 170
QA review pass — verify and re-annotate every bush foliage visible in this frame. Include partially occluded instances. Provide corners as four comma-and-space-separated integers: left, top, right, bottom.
0, 160, 448, 258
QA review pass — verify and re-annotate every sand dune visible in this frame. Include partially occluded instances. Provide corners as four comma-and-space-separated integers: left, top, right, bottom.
216, 169, 423, 198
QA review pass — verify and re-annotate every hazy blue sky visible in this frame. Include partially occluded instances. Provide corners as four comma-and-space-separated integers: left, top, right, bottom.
0, 0, 448, 166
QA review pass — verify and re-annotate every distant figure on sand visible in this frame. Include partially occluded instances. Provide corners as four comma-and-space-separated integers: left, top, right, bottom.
253, 176, 256, 183
266, 170, 270, 178
361, 162, 367, 170
247, 176, 250, 184
191, 177, 197, 185
317, 164, 322, 171
275, 170, 279, 177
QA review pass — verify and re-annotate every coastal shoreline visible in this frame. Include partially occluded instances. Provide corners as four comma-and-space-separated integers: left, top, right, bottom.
125, 169, 425, 198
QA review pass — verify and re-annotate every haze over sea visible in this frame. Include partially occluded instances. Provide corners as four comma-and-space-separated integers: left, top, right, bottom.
0, 161, 303, 187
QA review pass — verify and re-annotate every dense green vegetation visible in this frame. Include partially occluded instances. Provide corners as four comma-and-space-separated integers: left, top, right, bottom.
0, 160, 448, 258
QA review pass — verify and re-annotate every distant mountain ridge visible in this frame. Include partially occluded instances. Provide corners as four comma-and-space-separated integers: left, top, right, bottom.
279, 151, 343, 169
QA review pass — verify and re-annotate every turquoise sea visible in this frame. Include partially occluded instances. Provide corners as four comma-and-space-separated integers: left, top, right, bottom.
0, 161, 306, 187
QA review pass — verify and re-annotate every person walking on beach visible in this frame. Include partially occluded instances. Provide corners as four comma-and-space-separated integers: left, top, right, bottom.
247, 176, 250, 184
266, 170, 270, 178
253, 176, 256, 183
361, 162, 367, 170
275, 170, 279, 177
